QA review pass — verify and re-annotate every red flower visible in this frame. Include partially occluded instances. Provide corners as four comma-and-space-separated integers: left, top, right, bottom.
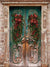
15, 18, 18, 21
29, 15, 33, 19
19, 14, 22, 18
18, 19, 22, 22
16, 33, 19, 37
30, 19, 34, 24
34, 13, 38, 18
32, 30, 36, 35
33, 19, 38, 24
15, 14, 18, 17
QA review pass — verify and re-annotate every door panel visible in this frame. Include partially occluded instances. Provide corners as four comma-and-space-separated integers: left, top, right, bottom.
9, 6, 41, 65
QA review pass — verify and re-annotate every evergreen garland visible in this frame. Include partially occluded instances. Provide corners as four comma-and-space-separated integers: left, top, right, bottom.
28, 13, 41, 44
12, 14, 23, 48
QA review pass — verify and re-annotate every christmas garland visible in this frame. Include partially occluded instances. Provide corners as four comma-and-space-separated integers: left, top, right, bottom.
12, 14, 23, 47
28, 13, 41, 44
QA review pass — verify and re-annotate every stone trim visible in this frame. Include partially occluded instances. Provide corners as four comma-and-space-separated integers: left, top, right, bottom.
2, 2, 48, 4
41, 5, 48, 64
3, 5, 9, 63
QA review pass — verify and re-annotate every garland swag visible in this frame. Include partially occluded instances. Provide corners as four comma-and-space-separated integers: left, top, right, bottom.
28, 13, 41, 44
12, 14, 23, 47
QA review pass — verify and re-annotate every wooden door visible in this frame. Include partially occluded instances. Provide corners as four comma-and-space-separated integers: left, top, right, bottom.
10, 6, 41, 66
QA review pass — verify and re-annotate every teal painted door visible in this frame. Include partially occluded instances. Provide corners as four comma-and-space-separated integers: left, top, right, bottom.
9, 7, 41, 64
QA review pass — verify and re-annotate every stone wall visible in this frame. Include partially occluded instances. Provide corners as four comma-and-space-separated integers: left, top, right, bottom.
0, 2, 5, 66
47, 3, 50, 67
0, 2, 9, 67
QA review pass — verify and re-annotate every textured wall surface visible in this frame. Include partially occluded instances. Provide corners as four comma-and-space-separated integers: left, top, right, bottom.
0, 2, 5, 65
47, 4, 50, 67
0, 2, 9, 67
41, 5, 48, 65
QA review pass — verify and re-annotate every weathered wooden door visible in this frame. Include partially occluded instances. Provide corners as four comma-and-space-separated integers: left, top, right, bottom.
10, 6, 41, 66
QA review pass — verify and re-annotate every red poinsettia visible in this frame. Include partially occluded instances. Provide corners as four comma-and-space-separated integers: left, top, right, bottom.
30, 19, 34, 24
32, 30, 36, 35
34, 13, 38, 18
15, 14, 18, 17
19, 14, 22, 18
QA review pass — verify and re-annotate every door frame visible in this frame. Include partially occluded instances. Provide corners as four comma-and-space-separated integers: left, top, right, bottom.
3, 2, 48, 67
